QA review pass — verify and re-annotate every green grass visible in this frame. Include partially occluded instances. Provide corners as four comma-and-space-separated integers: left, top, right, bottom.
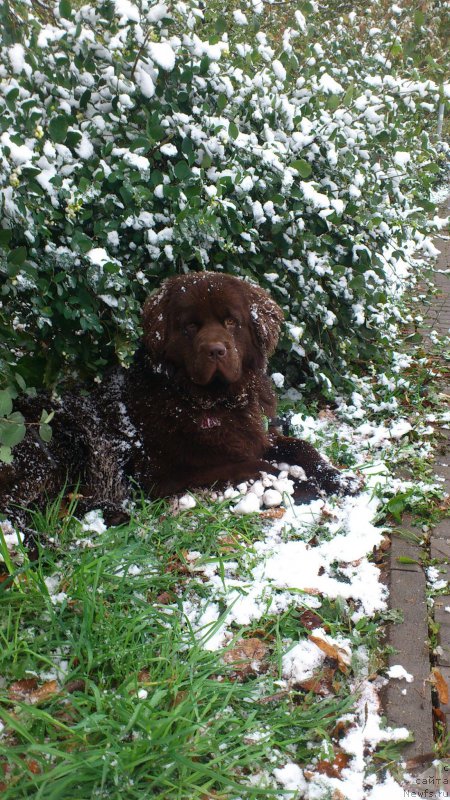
0, 497, 360, 799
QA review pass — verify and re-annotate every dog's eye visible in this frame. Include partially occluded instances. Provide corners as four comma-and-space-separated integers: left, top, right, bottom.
224, 317, 238, 329
184, 323, 198, 336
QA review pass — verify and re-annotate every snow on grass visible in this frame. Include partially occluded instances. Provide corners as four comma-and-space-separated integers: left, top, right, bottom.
0, 398, 439, 797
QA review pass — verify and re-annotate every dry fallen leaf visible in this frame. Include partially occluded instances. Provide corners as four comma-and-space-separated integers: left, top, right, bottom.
156, 591, 173, 604
316, 750, 350, 778
223, 638, 269, 678
8, 678, 38, 700
8, 678, 58, 705
299, 609, 323, 631
430, 668, 449, 705
260, 507, 286, 520
295, 666, 337, 697
309, 635, 351, 674
433, 707, 446, 727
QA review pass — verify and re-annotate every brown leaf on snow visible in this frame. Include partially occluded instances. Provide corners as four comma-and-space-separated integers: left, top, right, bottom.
316, 750, 350, 778
299, 609, 323, 631
8, 678, 38, 700
8, 678, 58, 705
217, 534, 239, 552
332, 719, 355, 741
309, 635, 350, 674
156, 591, 173, 604
295, 666, 337, 697
260, 507, 286, 520
223, 638, 269, 678
430, 668, 449, 705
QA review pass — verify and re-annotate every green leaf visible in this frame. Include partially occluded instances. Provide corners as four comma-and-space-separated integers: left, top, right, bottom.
386, 496, 406, 521
0, 445, 13, 464
39, 423, 53, 444
414, 9, 425, 27
228, 121, 239, 140
148, 123, 165, 142
49, 115, 69, 144
0, 391, 13, 417
174, 160, 192, 180
7, 247, 27, 266
59, 0, 72, 19
216, 93, 228, 112
0, 420, 26, 448
6, 88, 19, 111
342, 84, 354, 107
40, 409, 55, 424
215, 16, 227, 34
421, 163, 441, 174
396, 556, 419, 565
327, 94, 341, 111
291, 159, 312, 178
72, 231, 93, 254
0, 229, 12, 248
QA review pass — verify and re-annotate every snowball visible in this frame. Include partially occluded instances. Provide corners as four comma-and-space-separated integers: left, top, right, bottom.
393, 151, 411, 168
289, 465, 307, 481
76, 135, 94, 160
81, 510, 107, 534
294, 10, 307, 32
9, 43, 28, 75
177, 494, 197, 510
147, 3, 168, 23
300, 182, 330, 210
387, 665, 414, 683
0, 133, 33, 166
233, 9, 248, 25
262, 489, 283, 508
282, 640, 325, 682
148, 42, 175, 71
272, 479, 294, 496
249, 480, 265, 497
160, 143, 178, 157
136, 69, 155, 98
318, 73, 344, 94
114, 0, 140, 23
273, 762, 307, 792
271, 372, 285, 388
272, 60, 286, 82
233, 494, 261, 514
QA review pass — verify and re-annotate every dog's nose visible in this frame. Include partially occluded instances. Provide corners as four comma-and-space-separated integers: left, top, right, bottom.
208, 342, 227, 359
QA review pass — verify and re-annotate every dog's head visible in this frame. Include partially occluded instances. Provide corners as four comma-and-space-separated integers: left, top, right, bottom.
142, 272, 284, 387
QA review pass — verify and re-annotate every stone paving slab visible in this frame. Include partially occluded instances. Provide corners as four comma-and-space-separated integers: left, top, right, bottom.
387, 525, 434, 756
385, 200, 450, 757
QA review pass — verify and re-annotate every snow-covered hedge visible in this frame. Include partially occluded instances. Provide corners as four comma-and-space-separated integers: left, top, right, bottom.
0, 0, 447, 453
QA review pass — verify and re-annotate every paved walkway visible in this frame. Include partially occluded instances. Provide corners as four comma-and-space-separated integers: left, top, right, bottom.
386, 198, 450, 762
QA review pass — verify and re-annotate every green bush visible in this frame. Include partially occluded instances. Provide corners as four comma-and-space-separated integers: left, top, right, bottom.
0, 0, 447, 460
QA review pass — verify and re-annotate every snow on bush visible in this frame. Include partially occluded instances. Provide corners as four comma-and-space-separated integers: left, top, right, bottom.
0, 0, 447, 459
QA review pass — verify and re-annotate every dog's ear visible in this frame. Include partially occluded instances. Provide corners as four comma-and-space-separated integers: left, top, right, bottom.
141, 280, 173, 360
245, 282, 284, 357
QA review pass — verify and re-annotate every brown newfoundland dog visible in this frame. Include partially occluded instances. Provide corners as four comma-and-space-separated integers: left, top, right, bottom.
0, 272, 355, 525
